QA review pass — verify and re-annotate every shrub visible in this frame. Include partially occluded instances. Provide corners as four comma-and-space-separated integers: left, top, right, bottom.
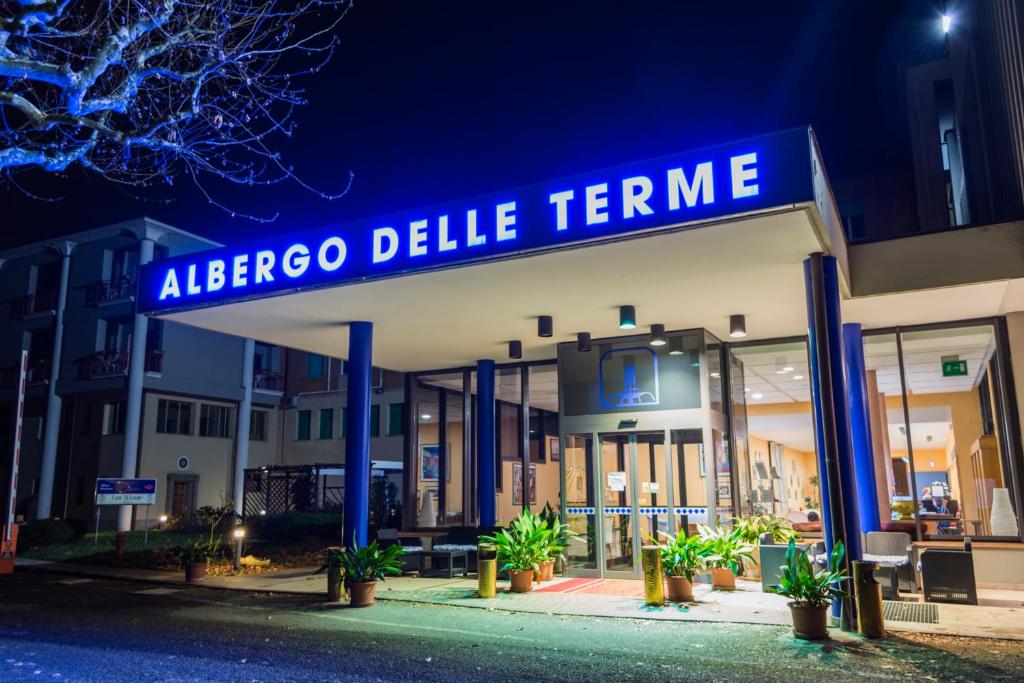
250, 512, 342, 543
18, 519, 76, 549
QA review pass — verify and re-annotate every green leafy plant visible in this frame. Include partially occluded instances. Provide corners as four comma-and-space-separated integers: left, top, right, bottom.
318, 541, 404, 587
171, 538, 222, 566
538, 503, 578, 563
658, 531, 708, 582
732, 514, 800, 545
480, 509, 550, 573
768, 538, 848, 609
698, 524, 755, 574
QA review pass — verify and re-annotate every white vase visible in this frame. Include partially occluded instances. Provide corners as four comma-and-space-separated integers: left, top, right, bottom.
989, 488, 1019, 537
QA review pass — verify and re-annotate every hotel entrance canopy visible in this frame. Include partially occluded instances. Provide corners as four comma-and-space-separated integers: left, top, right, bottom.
139, 127, 1024, 369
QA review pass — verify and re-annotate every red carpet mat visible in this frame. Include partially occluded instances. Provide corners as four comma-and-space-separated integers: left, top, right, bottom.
535, 578, 645, 597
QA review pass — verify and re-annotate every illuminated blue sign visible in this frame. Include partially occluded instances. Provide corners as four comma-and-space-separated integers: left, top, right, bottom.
139, 128, 815, 313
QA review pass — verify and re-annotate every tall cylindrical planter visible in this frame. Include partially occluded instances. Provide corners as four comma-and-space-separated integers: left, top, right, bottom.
853, 560, 885, 638
326, 566, 343, 603
477, 543, 497, 599
641, 545, 664, 606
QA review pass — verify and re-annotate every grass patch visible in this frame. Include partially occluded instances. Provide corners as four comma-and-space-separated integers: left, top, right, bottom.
20, 530, 192, 564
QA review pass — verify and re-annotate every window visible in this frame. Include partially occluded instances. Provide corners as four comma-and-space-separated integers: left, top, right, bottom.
296, 410, 311, 441
101, 401, 126, 436
370, 404, 381, 438
318, 408, 334, 439
250, 410, 268, 441
199, 404, 234, 438
306, 354, 324, 379
156, 399, 193, 435
387, 402, 405, 436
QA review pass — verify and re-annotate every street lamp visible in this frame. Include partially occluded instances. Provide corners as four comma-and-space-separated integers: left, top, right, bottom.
158, 514, 168, 530
232, 527, 246, 572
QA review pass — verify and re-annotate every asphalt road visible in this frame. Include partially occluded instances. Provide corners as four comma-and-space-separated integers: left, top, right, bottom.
1, 570, 1022, 682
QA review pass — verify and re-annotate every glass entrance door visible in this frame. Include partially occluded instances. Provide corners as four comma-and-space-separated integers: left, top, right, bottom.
598, 432, 666, 578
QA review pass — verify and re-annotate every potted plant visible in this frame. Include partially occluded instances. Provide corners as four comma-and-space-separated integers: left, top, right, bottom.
326, 541, 404, 607
768, 538, 848, 640
659, 532, 707, 602
732, 514, 799, 579
172, 538, 222, 582
537, 505, 577, 582
481, 510, 549, 592
699, 524, 754, 590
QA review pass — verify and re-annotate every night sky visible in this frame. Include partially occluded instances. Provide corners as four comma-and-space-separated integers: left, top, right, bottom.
3, 0, 947, 249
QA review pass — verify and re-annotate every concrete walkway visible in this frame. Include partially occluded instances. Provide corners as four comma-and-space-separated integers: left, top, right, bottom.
15, 558, 1023, 641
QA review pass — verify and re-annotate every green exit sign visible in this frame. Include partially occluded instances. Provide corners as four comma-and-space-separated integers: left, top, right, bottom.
942, 359, 968, 377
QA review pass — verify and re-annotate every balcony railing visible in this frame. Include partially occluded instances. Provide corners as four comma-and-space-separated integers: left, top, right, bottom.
9, 291, 58, 319
253, 369, 284, 392
79, 350, 130, 379
0, 359, 49, 389
85, 276, 134, 306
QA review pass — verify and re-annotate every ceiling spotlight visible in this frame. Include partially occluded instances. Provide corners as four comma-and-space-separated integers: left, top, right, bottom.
793, 374, 805, 381
668, 336, 684, 355
508, 340, 523, 359
744, 387, 751, 392
751, 392, 763, 400
619, 305, 637, 330
710, 371, 721, 378
577, 332, 592, 352
650, 324, 667, 346
729, 314, 747, 338
421, 413, 432, 420
538, 315, 553, 338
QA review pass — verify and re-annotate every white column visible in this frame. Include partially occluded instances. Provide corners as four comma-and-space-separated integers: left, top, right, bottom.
117, 237, 155, 532
232, 338, 255, 517
36, 245, 73, 520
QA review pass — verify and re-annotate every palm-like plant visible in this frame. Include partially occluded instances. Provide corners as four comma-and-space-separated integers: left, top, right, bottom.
698, 524, 755, 574
319, 541, 405, 588
481, 510, 551, 573
659, 532, 708, 582
538, 504, 578, 563
768, 539, 848, 608
732, 514, 800, 545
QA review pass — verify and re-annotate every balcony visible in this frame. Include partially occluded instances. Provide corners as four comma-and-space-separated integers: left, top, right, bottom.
85, 276, 134, 306
253, 369, 285, 393
9, 291, 58, 320
145, 349, 164, 374
0, 359, 50, 389
79, 350, 130, 380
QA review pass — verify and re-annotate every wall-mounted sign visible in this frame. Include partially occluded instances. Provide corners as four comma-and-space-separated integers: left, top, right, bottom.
941, 355, 968, 377
177, 456, 190, 470
95, 478, 157, 506
607, 471, 628, 492
139, 129, 816, 314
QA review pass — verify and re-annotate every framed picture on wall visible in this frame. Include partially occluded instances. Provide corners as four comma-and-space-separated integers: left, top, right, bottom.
516, 462, 540, 505
419, 444, 450, 482
548, 435, 560, 462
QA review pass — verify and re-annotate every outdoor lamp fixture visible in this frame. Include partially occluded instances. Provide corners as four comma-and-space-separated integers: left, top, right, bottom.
668, 336, 684, 355
508, 340, 523, 359
619, 305, 637, 330
158, 514, 168, 530
232, 527, 246, 572
577, 332, 592, 352
942, 13, 952, 33
650, 324, 667, 346
538, 315, 554, 338
729, 314, 747, 338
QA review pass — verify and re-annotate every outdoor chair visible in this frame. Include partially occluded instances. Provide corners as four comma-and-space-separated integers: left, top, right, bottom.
863, 531, 914, 593
376, 528, 425, 574
920, 539, 977, 605
433, 526, 502, 573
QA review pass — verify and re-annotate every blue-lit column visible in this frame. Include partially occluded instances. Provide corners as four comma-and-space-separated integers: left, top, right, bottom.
343, 322, 373, 548
476, 359, 496, 528
843, 323, 881, 534
803, 253, 856, 628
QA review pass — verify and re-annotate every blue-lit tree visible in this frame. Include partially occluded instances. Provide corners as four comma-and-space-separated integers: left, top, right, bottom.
1, 0, 351, 219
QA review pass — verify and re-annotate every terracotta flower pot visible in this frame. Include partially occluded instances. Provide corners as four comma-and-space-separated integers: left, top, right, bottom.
509, 569, 534, 593
537, 560, 555, 582
349, 580, 377, 607
184, 561, 207, 583
711, 567, 736, 590
665, 575, 694, 602
789, 603, 830, 640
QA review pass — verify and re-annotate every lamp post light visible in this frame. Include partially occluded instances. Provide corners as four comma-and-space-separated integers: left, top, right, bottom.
232, 527, 246, 572
158, 514, 168, 530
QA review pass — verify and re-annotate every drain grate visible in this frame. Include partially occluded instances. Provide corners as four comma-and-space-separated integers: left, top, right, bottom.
883, 600, 939, 624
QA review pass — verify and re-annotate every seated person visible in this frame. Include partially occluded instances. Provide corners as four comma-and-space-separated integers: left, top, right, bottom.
946, 499, 960, 516
934, 498, 950, 515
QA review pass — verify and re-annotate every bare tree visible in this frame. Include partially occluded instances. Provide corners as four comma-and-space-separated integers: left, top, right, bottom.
1, 0, 352, 219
